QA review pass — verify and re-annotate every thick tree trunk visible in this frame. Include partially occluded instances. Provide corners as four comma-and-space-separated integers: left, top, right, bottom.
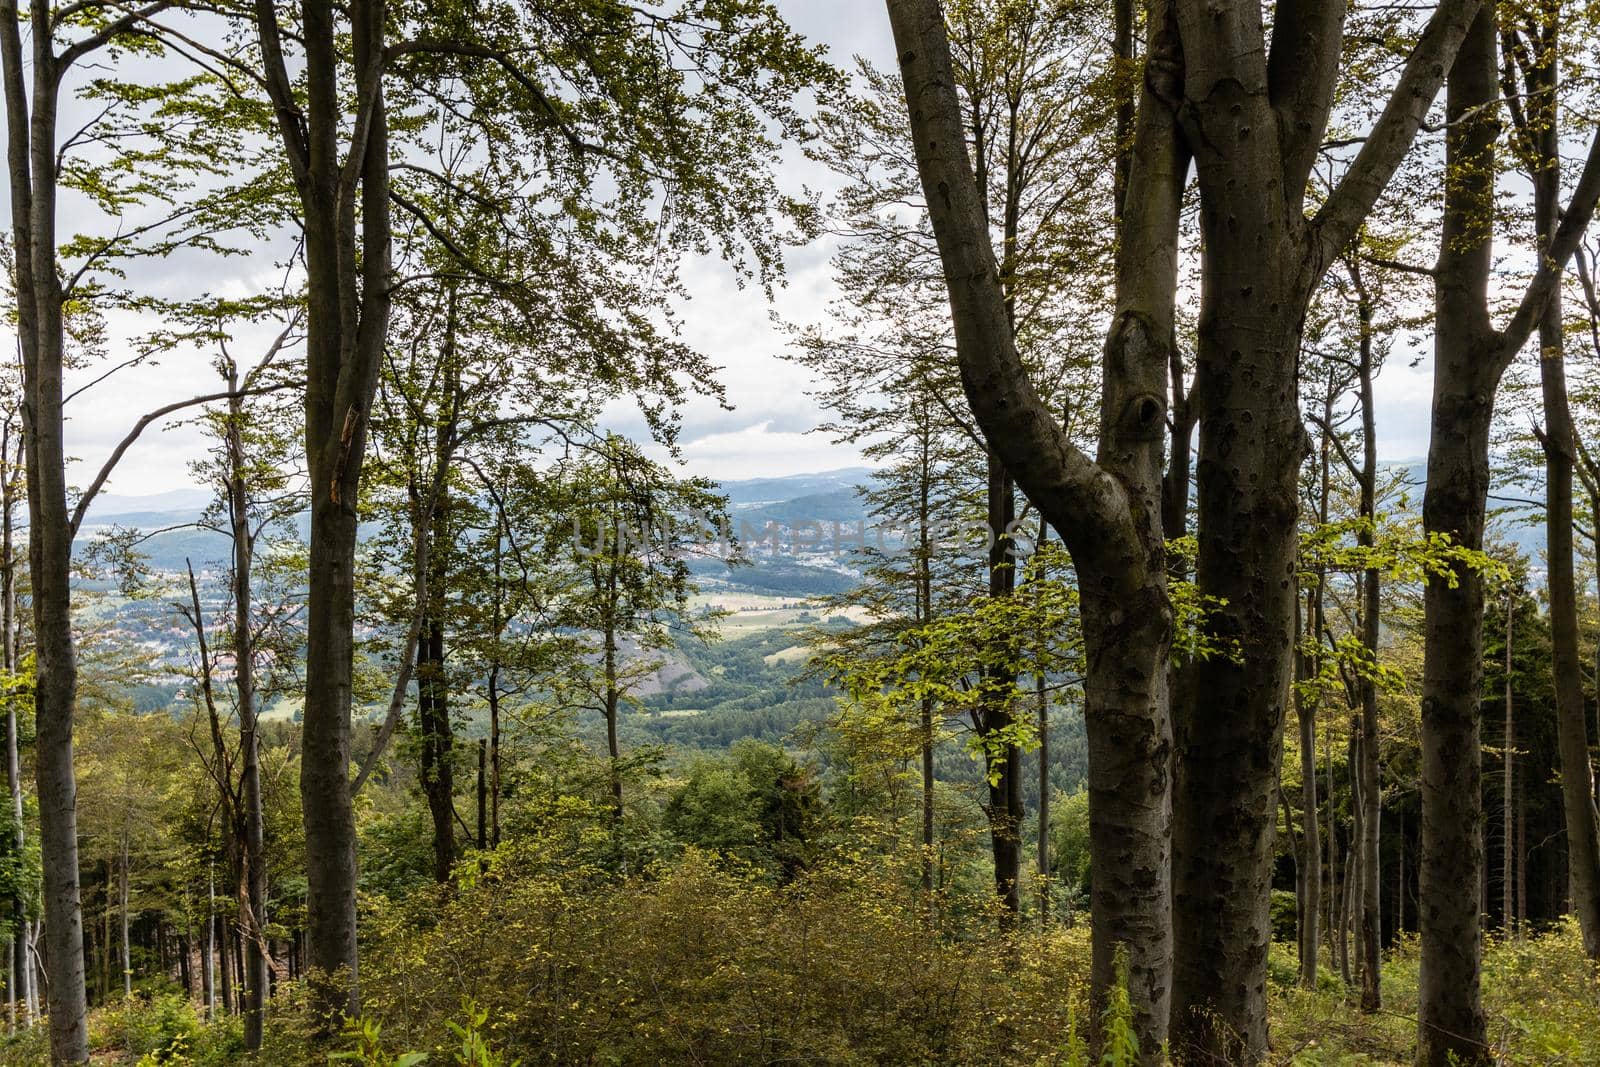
885, 2, 1179, 1052
1170, 152, 1306, 1067
260, 0, 393, 1026
1419, 12, 1496, 1061
2, 6, 92, 1053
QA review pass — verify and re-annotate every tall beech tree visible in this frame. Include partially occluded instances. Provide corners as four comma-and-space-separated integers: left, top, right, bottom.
1502, 1, 1600, 959
1419, 6, 1600, 1060
2, 6, 282, 1056
886, 0, 1181, 1049
227, 0, 833, 1024
889, 0, 1492, 1056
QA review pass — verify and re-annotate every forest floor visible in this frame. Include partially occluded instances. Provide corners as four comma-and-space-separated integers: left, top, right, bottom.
2, 876, 1593, 1065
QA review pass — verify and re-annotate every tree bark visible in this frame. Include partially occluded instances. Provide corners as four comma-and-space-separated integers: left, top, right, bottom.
1353, 264, 1382, 1012
1, 1, 92, 1052
252, 0, 393, 1024
885, 0, 1179, 1053
1521, 11, 1600, 955
1504, 589, 1515, 936
1294, 593, 1320, 988
226, 374, 270, 1052
1419, 12, 1498, 1061
119, 835, 130, 999
981, 460, 1022, 921
1167, 0, 1484, 1050
1, 430, 28, 1029
418, 593, 455, 881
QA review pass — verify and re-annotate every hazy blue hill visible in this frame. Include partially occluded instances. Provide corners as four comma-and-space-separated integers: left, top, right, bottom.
718, 467, 874, 505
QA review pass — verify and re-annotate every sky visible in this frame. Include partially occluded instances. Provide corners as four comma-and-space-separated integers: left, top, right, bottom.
14, 0, 1443, 501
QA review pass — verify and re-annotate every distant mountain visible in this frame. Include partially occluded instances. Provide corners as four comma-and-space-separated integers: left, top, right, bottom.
70, 467, 882, 597
79, 487, 215, 523
717, 467, 875, 505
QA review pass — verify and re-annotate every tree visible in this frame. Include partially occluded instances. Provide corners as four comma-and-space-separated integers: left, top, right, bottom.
800, 0, 1115, 916
885, 0, 1180, 1050
216, 0, 834, 1022
1, 5, 281, 1053
1419, 5, 1600, 1059
540, 443, 728, 823
1501, 0, 1600, 959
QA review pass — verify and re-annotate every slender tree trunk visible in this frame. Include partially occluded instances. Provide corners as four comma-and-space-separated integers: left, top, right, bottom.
1339, 737, 1355, 987
488, 671, 501, 850
1037, 672, 1050, 923
216, 909, 232, 1017
1294, 594, 1320, 987
981, 459, 1022, 922
1397, 810, 1406, 935
1, 435, 27, 1029
1, 4, 91, 1050
1524, 18, 1600, 952
418, 295, 459, 885
1353, 270, 1382, 1012
488, 529, 504, 850
1504, 590, 1515, 936
1516, 775, 1526, 933
118, 837, 130, 999
202, 879, 215, 1022
418, 606, 454, 881
603, 616, 623, 824
225, 380, 271, 1051
917, 427, 935, 896
476, 740, 486, 851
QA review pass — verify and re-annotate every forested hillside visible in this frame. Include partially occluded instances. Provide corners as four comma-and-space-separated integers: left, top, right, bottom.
3, 0, 1600, 1064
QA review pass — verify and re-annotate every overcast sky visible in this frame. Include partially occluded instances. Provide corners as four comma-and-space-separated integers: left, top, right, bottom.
14, 1, 1442, 501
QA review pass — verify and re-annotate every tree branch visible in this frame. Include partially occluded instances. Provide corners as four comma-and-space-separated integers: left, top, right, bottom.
1314, 0, 1484, 263
70, 381, 300, 539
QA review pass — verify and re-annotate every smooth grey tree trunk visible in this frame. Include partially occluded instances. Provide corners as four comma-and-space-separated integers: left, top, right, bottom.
252, 0, 393, 1026
225, 382, 271, 1051
1166, 0, 1482, 1054
1, 3, 92, 1055
1418, 5, 1600, 1057
1517, 12, 1600, 956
